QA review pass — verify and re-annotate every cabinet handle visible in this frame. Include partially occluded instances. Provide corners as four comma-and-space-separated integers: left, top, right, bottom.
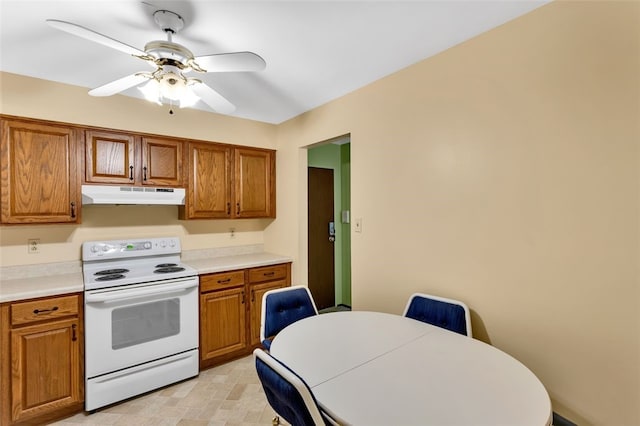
263, 272, 275, 277
70, 202, 76, 218
129, 165, 134, 181
72, 324, 77, 342
33, 306, 58, 315
227, 202, 231, 215
241, 290, 245, 304
236, 202, 240, 215
251, 289, 255, 302
143, 166, 148, 181
217, 278, 231, 284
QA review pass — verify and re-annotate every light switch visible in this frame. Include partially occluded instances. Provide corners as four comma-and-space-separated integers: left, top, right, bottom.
341, 210, 350, 224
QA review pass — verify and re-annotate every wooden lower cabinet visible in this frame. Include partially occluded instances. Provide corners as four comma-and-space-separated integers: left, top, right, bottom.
247, 263, 291, 346
199, 263, 291, 369
0, 294, 84, 425
200, 286, 247, 360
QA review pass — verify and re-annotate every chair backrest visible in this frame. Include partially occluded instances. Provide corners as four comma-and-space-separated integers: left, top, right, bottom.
403, 292, 472, 337
254, 348, 328, 426
260, 286, 318, 349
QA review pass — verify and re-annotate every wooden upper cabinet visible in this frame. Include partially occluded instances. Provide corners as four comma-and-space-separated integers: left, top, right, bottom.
84, 131, 184, 187
234, 148, 275, 218
141, 136, 184, 187
85, 130, 136, 184
180, 142, 232, 219
0, 118, 80, 224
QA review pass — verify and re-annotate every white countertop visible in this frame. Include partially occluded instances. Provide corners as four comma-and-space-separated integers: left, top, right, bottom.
183, 252, 292, 275
0, 272, 85, 303
1, 252, 292, 304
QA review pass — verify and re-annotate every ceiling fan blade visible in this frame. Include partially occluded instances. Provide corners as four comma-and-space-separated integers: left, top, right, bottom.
46, 19, 147, 58
193, 52, 266, 73
191, 82, 236, 114
89, 73, 149, 97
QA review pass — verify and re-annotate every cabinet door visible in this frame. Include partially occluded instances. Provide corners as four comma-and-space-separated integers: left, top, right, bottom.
85, 130, 137, 184
234, 148, 275, 218
0, 119, 80, 223
249, 280, 288, 346
184, 142, 232, 219
10, 318, 81, 423
200, 287, 247, 362
141, 136, 184, 186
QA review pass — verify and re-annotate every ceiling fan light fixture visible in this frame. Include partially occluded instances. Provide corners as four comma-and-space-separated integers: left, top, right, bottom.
159, 71, 186, 101
179, 86, 200, 108
138, 68, 199, 109
138, 79, 162, 105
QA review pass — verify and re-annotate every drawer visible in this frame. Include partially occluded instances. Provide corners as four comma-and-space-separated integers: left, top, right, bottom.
11, 294, 79, 326
200, 270, 245, 293
249, 264, 288, 284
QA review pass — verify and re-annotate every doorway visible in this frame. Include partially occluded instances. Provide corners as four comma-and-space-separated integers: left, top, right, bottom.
307, 139, 351, 310
308, 167, 335, 310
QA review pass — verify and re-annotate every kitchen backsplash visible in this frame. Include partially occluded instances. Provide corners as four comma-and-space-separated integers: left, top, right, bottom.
181, 244, 264, 261
1, 260, 82, 280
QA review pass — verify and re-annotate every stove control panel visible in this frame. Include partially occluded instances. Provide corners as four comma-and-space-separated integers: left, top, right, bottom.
83, 237, 181, 260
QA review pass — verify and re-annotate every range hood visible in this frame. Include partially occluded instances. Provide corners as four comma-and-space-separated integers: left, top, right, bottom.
81, 185, 186, 205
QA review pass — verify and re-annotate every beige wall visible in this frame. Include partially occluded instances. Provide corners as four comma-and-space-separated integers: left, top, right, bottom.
1, 1, 638, 424
0, 72, 278, 266
270, 2, 639, 425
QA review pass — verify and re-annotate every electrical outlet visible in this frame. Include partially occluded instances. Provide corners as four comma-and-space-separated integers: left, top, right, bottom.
230, 228, 236, 238
354, 218, 362, 233
28, 239, 40, 254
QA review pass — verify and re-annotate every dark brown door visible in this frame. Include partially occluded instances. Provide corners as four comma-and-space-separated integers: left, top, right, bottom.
308, 167, 335, 310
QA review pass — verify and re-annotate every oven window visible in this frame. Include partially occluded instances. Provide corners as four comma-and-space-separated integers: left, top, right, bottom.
112, 298, 180, 349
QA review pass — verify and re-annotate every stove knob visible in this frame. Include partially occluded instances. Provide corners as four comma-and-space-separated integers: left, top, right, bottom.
91, 245, 100, 253
102, 245, 109, 252
169, 240, 176, 248
160, 240, 167, 248
144, 242, 152, 249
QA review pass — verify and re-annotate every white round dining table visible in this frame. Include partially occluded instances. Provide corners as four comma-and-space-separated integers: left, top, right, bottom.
270, 311, 552, 426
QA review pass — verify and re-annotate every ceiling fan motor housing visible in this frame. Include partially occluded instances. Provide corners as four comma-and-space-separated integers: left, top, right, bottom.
153, 10, 184, 34
144, 40, 194, 69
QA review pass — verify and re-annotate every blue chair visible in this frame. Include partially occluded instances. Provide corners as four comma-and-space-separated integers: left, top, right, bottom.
403, 292, 472, 337
254, 348, 336, 426
260, 286, 318, 350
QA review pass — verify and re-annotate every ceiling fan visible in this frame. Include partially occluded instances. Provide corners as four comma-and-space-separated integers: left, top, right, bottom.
46, 9, 266, 114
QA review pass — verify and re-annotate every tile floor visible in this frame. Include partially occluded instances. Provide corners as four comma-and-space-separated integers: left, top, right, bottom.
51, 355, 285, 426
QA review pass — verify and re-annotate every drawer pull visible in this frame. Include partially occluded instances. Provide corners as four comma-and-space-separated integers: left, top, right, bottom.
33, 306, 59, 315
217, 278, 231, 284
263, 272, 275, 277
72, 324, 77, 341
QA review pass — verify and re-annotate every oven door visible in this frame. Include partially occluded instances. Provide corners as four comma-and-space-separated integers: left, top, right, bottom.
85, 276, 199, 378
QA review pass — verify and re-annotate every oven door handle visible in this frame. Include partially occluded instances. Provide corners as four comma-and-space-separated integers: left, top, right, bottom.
85, 279, 198, 304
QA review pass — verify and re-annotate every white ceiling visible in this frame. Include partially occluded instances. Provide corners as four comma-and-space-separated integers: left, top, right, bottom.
0, 0, 548, 124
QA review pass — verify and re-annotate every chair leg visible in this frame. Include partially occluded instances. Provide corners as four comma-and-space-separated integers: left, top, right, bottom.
272, 415, 280, 425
